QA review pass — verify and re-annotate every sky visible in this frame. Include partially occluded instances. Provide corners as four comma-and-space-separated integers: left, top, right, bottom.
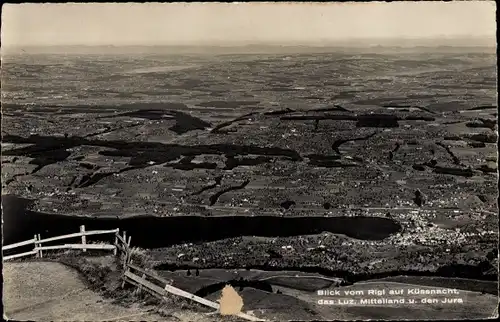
1, 2, 496, 47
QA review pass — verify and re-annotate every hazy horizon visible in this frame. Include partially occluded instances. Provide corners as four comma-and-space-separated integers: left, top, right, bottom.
1, 2, 496, 49
3, 35, 497, 48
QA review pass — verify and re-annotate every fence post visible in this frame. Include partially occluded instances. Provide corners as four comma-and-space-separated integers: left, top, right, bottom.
123, 231, 127, 260
126, 236, 132, 264
37, 234, 43, 258
34, 235, 40, 258
122, 231, 128, 269
113, 230, 119, 256
121, 265, 130, 289
138, 273, 146, 295
80, 225, 86, 252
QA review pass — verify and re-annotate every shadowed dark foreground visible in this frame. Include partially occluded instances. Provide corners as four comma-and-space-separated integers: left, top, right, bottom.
2, 195, 401, 250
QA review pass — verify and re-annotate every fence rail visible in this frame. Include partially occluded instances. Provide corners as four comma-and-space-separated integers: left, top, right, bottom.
37, 228, 119, 245
4, 250, 39, 261
35, 244, 116, 251
2, 238, 38, 251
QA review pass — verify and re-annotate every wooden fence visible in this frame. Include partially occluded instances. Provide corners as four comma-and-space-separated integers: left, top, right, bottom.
3, 226, 265, 321
122, 263, 265, 321
2, 225, 121, 261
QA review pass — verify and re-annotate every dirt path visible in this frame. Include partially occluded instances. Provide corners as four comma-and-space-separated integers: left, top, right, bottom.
2, 261, 167, 321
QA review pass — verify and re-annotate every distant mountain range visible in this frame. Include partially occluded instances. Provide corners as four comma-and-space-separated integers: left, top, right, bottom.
2, 37, 496, 55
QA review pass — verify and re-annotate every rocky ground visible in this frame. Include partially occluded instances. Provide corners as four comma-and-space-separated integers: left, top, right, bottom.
2, 260, 168, 321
